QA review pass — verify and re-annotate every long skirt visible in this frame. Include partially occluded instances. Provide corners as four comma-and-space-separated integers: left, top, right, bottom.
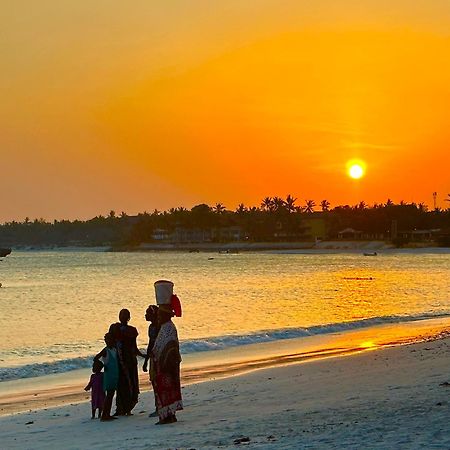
154, 368, 183, 420
115, 359, 139, 415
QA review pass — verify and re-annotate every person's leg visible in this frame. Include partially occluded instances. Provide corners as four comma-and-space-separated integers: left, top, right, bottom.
156, 413, 177, 425
98, 407, 103, 419
152, 380, 158, 410
113, 375, 126, 415
147, 380, 158, 417
91, 405, 95, 419
101, 391, 115, 420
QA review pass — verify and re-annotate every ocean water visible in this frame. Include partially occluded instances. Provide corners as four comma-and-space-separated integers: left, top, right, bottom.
0, 249, 449, 381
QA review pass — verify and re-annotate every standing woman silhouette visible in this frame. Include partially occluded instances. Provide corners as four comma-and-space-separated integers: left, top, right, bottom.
109, 309, 144, 415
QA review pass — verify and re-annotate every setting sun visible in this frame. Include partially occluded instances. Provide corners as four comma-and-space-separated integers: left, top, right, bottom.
347, 161, 366, 180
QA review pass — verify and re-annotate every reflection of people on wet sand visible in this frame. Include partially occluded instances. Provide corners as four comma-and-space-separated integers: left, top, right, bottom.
143, 305, 159, 417
84, 359, 105, 419
109, 309, 145, 416
93, 333, 119, 421
152, 280, 183, 425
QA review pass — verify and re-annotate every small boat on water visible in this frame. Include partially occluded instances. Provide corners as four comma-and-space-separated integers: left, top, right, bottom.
363, 251, 377, 256
0, 248, 12, 257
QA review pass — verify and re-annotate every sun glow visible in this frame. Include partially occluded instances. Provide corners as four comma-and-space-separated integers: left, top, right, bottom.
359, 341, 378, 350
347, 161, 366, 180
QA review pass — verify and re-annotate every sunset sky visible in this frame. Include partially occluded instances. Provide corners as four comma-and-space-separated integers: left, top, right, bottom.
2, 0, 450, 221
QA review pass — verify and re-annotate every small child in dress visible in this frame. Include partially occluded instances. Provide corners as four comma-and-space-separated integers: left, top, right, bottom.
84, 359, 105, 419
94, 332, 119, 421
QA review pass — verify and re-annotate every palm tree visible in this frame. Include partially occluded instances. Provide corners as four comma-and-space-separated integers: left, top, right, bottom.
272, 196, 286, 212
260, 197, 273, 212
445, 194, 450, 203
304, 200, 316, 213
213, 203, 226, 214
235, 203, 247, 214
320, 200, 330, 212
285, 194, 297, 213
385, 199, 394, 207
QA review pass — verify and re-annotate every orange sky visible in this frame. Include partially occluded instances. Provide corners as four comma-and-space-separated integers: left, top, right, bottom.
1, 1, 450, 221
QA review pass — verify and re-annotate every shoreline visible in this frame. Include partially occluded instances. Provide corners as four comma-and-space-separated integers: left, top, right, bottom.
111, 241, 446, 252
9, 242, 449, 253
2, 334, 450, 449
2, 317, 449, 417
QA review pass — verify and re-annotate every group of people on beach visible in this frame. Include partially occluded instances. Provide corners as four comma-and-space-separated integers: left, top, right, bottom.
84, 280, 183, 425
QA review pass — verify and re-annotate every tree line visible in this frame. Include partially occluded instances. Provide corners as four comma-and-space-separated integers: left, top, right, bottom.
1, 195, 450, 247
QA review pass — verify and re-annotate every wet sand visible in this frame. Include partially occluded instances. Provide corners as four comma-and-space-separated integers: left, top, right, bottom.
2, 330, 450, 448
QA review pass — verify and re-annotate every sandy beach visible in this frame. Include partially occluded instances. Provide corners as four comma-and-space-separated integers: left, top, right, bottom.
2, 331, 450, 449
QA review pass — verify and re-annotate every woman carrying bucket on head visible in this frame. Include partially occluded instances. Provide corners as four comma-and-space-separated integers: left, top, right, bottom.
152, 280, 183, 424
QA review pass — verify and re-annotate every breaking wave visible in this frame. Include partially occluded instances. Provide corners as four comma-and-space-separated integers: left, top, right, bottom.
1, 312, 449, 382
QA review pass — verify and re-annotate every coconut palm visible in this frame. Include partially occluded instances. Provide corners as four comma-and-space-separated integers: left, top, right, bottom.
272, 196, 286, 212
285, 194, 297, 213
235, 203, 247, 214
260, 197, 274, 211
320, 200, 330, 212
304, 200, 316, 213
213, 203, 226, 214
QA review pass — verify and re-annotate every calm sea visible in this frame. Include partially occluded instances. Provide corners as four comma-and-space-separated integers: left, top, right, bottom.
0, 249, 449, 381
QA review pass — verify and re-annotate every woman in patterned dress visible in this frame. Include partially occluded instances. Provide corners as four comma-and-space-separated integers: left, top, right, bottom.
152, 280, 183, 424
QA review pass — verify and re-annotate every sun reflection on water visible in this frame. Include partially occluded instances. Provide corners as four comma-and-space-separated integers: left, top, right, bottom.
0, 251, 449, 367
359, 341, 376, 349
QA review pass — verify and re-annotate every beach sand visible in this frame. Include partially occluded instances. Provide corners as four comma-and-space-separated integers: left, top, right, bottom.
1, 333, 450, 449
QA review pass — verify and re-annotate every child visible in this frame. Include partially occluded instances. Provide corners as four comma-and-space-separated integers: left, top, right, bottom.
94, 332, 119, 421
84, 359, 105, 419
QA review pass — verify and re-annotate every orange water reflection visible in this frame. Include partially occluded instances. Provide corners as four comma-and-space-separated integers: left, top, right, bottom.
181, 316, 450, 377
1, 316, 449, 416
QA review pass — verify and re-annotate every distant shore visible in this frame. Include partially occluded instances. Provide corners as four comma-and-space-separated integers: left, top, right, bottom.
110, 240, 445, 253
7, 240, 447, 254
